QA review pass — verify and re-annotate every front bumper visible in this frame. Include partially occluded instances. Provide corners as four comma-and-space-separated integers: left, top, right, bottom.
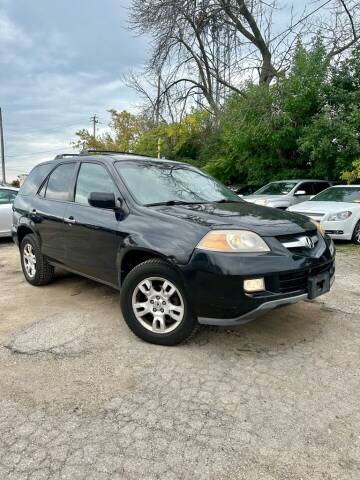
290, 213, 353, 240
320, 219, 353, 240
198, 293, 308, 326
180, 235, 335, 326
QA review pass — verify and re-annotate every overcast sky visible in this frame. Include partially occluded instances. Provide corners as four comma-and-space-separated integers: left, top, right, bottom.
0, 0, 149, 180
0, 0, 309, 181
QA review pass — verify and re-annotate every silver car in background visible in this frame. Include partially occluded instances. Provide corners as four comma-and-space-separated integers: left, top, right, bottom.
245, 180, 331, 209
0, 186, 18, 237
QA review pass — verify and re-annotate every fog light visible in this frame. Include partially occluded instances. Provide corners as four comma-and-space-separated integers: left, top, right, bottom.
244, 278, 265, 293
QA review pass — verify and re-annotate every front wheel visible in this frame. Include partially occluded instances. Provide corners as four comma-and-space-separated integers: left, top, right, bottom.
352, 220, 360, 245
120, 259, 198, 346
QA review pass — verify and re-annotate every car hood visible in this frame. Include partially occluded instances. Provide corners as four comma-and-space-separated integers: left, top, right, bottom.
152, 201, 315, 236
289, 201, 359, 214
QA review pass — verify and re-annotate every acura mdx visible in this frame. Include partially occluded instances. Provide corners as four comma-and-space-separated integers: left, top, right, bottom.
12, 151, 335, 345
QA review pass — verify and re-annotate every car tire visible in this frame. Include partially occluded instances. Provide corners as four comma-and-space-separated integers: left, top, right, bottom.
352, 220, 360, 245
120, 258, 198, 346
20, 234, 55, 286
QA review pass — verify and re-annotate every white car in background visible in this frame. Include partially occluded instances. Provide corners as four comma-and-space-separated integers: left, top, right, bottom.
245, 180, 331, 209
287, 185, 360, 244
0, 186, 18, 237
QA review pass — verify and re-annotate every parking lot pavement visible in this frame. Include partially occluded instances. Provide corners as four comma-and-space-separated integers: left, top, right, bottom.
0, 239, 359, 480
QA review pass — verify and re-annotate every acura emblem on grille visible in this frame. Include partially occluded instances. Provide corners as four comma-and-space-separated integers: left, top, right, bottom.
303, 236, 315, 249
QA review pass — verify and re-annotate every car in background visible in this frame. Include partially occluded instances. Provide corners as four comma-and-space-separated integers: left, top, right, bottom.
245, 180, 331, 209
287, 185, 360, 244
228, 184, 261, 197
0, 186, 18, 237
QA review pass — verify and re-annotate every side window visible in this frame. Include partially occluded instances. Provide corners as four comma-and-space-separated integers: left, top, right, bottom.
19, 163, 53, 196
313, 182, 330, 195
45, 163, 76, 201
75, 163, 116, 206
0, 190, 11, 205
296, 182, 313, 195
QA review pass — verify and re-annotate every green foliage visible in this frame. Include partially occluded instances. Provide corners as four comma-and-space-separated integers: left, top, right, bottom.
74, 42, 360, 185
341, 158, 360, 183
73, 110, 152, 152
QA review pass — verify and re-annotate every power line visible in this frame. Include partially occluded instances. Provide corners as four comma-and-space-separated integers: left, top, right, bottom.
7, 147, 71, 158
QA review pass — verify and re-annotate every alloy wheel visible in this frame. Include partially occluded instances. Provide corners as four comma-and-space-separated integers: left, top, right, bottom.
131, 276, 185, 334
23, 243, 37, 278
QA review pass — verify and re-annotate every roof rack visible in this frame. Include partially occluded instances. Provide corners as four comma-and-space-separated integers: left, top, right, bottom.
81, 149, 152, 158
53, 150, 155, 161
54, 153, 81, 160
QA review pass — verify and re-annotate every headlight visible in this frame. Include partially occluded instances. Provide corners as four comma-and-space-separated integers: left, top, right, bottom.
310, 219, 325, 236
326, 211, 352, 221
196, 230, 270, 253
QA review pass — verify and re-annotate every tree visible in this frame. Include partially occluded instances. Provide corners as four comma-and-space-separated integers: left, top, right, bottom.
73, 110, 152, 152
203, 41, 360, 183
129, 0, 360, 118
341, 159, 360, 182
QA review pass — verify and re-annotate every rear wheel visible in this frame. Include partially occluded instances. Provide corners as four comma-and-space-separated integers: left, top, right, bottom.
120, 259, 198, 345
20, 234, 55, 286
352, 220, 360, 245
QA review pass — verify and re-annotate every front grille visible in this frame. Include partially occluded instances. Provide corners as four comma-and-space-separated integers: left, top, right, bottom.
325, 230, 344, 235
278, 261, 334, 294
278, 271, 308, 293
277, 231, 319, 252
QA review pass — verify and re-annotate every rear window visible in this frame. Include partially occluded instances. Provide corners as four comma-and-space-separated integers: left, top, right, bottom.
19, 163, 53, 196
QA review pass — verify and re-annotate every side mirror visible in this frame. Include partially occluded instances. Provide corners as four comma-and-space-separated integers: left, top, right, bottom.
294, 189, 306, 196
88, 192, 116, 209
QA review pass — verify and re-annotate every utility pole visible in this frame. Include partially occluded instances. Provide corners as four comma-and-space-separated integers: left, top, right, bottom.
90, 114, 99, 140
0, 108, 5, 185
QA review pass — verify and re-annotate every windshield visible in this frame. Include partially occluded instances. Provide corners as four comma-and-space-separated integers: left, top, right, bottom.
311, 186, 360, 203
115, 161, 241, 205
254, 181, 297, 195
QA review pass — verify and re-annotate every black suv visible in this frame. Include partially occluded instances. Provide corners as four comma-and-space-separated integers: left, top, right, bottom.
12, 151, 335, 345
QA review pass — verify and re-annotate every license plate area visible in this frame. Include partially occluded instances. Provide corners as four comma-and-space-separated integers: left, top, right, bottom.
308, 272, 330, 299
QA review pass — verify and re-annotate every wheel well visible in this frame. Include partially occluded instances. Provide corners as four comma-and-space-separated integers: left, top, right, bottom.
17, 226, 34, 246
120, 250, 167, 285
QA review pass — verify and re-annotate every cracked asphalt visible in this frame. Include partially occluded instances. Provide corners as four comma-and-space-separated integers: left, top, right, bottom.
0, 239, 359, 480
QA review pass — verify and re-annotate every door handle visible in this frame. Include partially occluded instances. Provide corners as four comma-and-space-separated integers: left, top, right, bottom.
64, 216, 76, 224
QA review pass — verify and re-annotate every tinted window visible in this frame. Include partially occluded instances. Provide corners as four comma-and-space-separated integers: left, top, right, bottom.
0, 189, 15, 205
313, 182, 330, 194
19, 163, 53, 196
45, 163, 76, 201
75, 163, 116, 205
295, 182, 313, 195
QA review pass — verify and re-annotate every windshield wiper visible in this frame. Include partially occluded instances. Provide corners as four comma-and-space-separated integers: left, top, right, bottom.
212, 199, 241, 203
145, 200, 207, 207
